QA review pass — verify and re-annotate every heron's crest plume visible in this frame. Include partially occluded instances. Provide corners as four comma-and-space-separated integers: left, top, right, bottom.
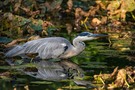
77, 32, 92, 37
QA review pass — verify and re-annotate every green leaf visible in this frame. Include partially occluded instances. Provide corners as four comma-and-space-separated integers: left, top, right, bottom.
0, 37, 12, 43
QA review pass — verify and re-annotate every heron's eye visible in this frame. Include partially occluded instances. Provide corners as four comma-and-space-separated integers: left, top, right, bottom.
85, 33, 92, 37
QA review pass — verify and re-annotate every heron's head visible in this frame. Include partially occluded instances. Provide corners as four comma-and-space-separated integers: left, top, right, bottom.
76, 32, 108, 41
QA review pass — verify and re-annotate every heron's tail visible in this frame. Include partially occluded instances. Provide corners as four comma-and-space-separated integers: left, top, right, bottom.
5, 45, 24, 57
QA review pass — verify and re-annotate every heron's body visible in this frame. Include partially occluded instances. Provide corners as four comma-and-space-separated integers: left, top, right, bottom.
6, 37, 85, 59
5, 32, 107, 59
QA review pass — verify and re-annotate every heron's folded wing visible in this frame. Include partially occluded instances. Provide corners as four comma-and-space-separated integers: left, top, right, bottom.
5, 37, 70, 59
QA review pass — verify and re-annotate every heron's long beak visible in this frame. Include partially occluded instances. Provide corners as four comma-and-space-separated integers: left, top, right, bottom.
90, 34, 108, 37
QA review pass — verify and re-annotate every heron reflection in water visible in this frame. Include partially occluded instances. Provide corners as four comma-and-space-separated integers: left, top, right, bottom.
23, 60, 84, 81
7, 59, 95, 88
5, 32, 107, 60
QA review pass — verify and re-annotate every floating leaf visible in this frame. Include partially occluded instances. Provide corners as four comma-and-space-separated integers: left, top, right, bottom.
30, 24, 42, 31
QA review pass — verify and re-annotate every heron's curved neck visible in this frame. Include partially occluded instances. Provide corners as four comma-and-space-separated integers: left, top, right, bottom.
72, 38, 85, 54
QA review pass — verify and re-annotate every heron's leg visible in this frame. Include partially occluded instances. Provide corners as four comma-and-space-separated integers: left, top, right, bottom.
20, 54, 32, 63
32, 56, 42, 63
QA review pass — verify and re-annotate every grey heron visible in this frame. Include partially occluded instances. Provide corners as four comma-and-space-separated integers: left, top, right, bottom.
5, 32, 107, 59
